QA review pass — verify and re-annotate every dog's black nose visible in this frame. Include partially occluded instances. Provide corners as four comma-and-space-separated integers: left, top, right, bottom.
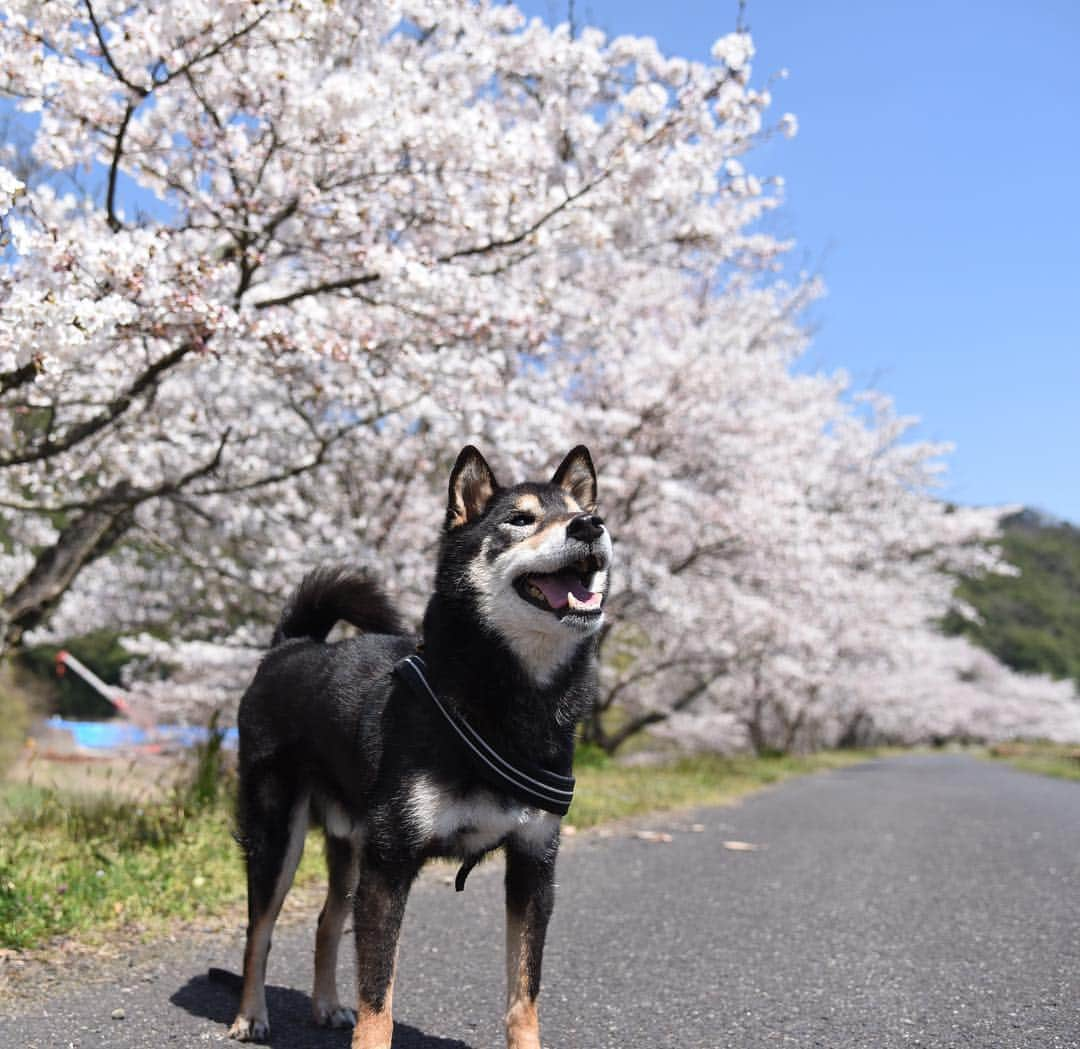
567, 513, 605, 543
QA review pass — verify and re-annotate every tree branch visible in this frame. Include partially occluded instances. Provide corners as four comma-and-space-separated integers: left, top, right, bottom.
0, 430, 230, 651
157, 12, 271, 86
599, 654, 719, 713
84, 0, 150, 97
0, 340, 199, 468
105, 101, 136, 232
1, 481, 137, 647
438, 175, 606, 262
252, 271, 382, 310
251, 177, 609, 310
0, 354, 42, 397
599, 679, 714, 754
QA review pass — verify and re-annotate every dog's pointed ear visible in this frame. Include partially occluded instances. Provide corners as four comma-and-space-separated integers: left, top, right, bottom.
447, 446, 500, 529
551, 445, 598, 512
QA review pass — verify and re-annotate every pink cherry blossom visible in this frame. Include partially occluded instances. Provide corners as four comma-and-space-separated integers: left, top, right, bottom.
0, 3, 1074, 747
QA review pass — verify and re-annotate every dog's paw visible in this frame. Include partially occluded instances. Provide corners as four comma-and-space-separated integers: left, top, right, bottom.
313, 1000, 357, 1029
228, 1015, 270, 1042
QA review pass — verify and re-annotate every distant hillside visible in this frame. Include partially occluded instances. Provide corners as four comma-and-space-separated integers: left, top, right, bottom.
943, 509, 1080, 685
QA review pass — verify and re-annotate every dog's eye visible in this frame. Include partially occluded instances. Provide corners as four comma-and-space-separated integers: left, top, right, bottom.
506, 512, 536, 527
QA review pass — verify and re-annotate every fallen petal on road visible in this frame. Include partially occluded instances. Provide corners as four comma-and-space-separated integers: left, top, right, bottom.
633, 830, 674, 843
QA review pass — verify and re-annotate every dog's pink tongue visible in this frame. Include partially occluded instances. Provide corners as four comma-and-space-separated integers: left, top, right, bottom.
530, 573, 596, 610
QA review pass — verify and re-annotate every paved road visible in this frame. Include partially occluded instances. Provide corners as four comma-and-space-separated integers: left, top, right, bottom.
3, 754, 1078, 1048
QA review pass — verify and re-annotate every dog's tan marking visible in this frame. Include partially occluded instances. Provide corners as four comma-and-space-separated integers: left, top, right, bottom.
515, 493, 543, 515
352, 869, 404, 1049
312, 851, 359, 1028
505, 910, 542, 1049
235, 914, 273, 1023
352, 967, 395, 1049
230, 796, 309, 1040
520, 519, 573, 551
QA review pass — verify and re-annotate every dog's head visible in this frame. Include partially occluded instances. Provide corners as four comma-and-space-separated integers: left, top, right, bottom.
438, 445, 613, 680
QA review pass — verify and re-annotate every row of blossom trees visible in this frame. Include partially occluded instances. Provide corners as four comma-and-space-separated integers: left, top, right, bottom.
2, 1, 1077, 751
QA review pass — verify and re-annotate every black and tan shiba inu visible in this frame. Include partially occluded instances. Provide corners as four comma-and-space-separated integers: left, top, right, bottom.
224, 445, 613, 1049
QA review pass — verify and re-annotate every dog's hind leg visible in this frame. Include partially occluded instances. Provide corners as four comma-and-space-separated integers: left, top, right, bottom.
229, 784, 310, 1043
350, 860, 416, 1049
312, 832, 359, 1029
504, 841, 557, 1049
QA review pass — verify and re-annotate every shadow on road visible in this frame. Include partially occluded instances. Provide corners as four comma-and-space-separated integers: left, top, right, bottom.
171, 970, 477, 1049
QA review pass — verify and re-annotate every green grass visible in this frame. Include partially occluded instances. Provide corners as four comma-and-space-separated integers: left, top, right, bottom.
0, 781, 331, 952
1, 788, 232, 949
984, 741, 1080, 782
0, 747, 885, 952
567, 746, 885, 829
0, 781, 48, 819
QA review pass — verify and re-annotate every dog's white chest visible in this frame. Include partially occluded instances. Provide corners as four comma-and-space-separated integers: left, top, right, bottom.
405, 776, 558, 857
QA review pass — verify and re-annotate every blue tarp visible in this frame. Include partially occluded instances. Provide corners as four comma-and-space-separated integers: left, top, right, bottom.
45, 717, 239, 750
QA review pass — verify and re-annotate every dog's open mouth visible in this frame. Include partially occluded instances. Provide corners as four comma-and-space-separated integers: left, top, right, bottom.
514, 554, 605, 617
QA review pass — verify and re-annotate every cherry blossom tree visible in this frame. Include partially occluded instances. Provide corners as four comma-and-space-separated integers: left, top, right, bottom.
0, 1, 779, 644
2, 2, 1076, 748
564, 284, 1058, 753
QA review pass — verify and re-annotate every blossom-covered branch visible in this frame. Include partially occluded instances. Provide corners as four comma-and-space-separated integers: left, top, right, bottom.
0, 2, 1074, 747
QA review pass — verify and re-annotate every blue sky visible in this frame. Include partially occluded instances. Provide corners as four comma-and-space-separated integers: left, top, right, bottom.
520, 0, 1080, 523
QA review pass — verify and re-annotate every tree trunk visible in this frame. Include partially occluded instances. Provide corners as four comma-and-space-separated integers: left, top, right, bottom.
744, 695, 768, 756
1, 484, 135, 653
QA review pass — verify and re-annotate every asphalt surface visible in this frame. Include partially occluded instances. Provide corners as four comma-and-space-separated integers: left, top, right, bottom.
2, 754, 1078, 1048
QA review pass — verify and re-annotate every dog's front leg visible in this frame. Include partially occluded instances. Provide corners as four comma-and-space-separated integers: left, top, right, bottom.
505, 839, 558, 1049
351, 861, 414, 1049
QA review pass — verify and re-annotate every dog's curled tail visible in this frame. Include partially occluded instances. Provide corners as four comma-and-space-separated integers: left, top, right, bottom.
271, 565, 406, 646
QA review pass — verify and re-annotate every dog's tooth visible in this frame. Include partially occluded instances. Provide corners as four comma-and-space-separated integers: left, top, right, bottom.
568, 590, 602, 612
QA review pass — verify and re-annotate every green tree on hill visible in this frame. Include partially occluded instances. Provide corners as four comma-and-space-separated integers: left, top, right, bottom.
944, 510, 1080, 686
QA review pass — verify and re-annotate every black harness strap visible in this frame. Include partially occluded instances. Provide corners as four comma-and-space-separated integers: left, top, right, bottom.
393, 654, 576, 816
454, 853, 482, 892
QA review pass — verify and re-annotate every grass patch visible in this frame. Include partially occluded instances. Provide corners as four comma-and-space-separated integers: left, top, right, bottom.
0, 789, 236, 950
0, 782, 49, 820
0, 782, 329, 952
567, 745, 884, 829
985, 741, 1080, 782
1, 747, 885, 951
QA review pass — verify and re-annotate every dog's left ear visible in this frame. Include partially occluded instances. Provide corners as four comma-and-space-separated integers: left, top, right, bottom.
551, 445, 598, 512
447, 445, 500, 529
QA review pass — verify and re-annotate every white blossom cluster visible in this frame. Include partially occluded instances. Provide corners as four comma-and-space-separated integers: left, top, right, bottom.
1, 2, 1076, 745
